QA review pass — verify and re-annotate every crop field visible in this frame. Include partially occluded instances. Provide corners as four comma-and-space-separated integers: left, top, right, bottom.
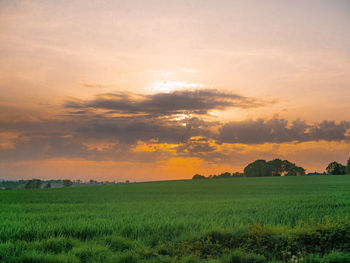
1, 175, 350, 262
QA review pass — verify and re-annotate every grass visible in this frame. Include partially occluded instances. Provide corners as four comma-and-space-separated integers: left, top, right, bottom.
0, 175, 350, 262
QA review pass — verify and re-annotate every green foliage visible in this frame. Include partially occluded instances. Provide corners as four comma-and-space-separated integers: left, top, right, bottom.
285, 166, 306, 176
179, 255, 201, 263
267, 159, 284, 176
306, 251, 350, 263
192, 174, 207, 179
25, 179, 42, 189
62, 180, 73, 187
192, 172, 237, 179
244, 160, 272, 177
214, 172, 232, 179
326, 161, 346, 175
105, 236, 133, 251
281, 160, 306, 176
321, 251, 350, 263
346, 158, 350, 175
1, 176, 350, 262
0, 240, 78, 263
222, 250, 266, 263
244, 159, 305, 177
72, 244, 114, 262
115, 251, 139, 263
37, 237, 73, 254
0, 180, 25, 190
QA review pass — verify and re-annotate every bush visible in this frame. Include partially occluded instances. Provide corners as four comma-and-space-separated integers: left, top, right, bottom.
322, 251, 350, 263
222, 250, 267, 263
163, 218, 350, 261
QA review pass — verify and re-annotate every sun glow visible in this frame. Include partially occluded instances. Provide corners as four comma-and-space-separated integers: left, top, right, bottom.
147, 81, 206, 93
172, 113, 192, 121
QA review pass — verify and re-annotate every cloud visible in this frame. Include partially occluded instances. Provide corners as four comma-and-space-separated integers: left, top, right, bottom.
218, 118, 350, 144
1, 114, 348, 164
75, 116, 213, 145
0, 93, 349, 164
64, 89, 265, 116
0, 135, 91, 162
176, 137, 217, 155
0, 110, 216, 162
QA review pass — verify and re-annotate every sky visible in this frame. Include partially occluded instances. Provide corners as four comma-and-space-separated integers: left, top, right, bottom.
0, 0, 349, 181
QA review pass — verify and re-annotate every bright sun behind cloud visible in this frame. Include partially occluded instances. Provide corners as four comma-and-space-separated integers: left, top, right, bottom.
147, 80, 207, 93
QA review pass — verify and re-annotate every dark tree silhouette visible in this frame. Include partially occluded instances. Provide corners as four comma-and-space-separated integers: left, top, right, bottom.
192, 174, 206, 179
62, 180, 73, 187
244, 160, 273, 177
25, 179, 42, 189
326, 161, 346, 175
346, 158, 350, 175
244, 159, 305, 177
267, 159, 284, 176
232, 172, 244, 177
213, 172, 232, 179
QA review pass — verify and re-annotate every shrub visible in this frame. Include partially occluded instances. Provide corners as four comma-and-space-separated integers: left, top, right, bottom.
222, 250, 267, 263
322, 251, 350, 263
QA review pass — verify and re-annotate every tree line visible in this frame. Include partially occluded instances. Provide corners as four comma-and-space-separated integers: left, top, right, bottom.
0, 179, 119, 190
24, 179, 73, 189
193, 157, 350, 179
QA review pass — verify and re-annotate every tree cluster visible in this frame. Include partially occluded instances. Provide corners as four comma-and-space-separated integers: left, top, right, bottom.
24, 179, 42, 189
326, 159, 350, 175
192, 158, 305, 179
62, 179, 73, 187
192, 172, 244, 180
244, 159, 305, 177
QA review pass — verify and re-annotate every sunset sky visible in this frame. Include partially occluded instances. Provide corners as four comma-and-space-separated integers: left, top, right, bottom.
0, 0, 349, 181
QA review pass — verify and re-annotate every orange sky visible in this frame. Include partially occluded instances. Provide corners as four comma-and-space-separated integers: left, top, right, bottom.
0, 0, 349, 181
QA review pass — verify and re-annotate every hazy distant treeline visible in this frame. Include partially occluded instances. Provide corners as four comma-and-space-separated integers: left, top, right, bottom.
0, 179, 131, 190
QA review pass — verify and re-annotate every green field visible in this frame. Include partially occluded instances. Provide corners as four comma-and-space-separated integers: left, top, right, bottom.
1, 175, 350, 262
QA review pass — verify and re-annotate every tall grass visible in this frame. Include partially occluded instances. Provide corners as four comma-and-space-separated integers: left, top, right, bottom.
0, 175, 350, 262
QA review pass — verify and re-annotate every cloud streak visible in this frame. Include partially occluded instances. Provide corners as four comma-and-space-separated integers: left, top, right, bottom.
64, 89, 265, 116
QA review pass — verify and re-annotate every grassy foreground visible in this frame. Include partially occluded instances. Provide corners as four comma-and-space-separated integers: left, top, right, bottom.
1, 175, 350, 262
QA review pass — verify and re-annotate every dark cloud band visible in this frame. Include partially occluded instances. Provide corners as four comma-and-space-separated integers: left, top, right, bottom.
64, 89, 264, 116
218, 119, 350, 144
0, 90, 349, 163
